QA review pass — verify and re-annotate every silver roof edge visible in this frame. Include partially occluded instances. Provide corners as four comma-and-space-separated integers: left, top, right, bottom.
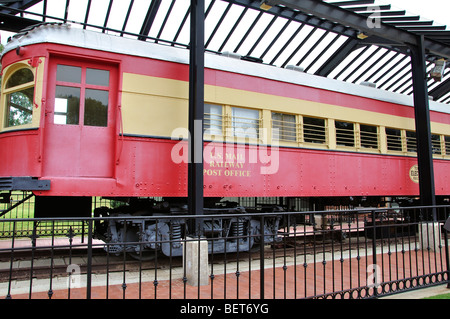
3, 24, 447, 114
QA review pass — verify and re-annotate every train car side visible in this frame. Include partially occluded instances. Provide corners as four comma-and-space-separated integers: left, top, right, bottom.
1, 25, 450, 202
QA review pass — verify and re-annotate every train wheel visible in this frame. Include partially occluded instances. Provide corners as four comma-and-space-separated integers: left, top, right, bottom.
129, 250, 159, 261
121, 225, 158, 261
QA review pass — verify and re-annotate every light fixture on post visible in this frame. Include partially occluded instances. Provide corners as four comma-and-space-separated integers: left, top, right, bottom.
430, 58, 446, 81
357, 32, 369, 40
260, 1, 272, 10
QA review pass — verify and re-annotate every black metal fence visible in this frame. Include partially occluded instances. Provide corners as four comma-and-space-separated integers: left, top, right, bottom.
0, 205, 448, 299
0, 192, 114, 238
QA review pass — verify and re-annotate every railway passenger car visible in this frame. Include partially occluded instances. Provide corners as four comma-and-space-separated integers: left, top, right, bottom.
1, 24, 449, 256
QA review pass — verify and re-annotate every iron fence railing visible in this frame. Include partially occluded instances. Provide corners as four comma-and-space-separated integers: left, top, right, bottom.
0, 192, 114, 238
0, 205, 448, 299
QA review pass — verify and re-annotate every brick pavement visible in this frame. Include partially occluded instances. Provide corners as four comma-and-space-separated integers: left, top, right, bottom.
4, 248, 447, 299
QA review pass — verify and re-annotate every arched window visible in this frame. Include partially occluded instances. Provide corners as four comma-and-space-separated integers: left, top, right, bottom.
3, 68, 34, 127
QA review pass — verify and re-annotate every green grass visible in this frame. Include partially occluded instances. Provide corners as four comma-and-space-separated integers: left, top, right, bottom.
423, 292, 450, 299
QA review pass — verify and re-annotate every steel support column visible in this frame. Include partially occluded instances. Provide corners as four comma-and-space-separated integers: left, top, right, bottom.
188, 0, 205, 233
410, 35, 437, 218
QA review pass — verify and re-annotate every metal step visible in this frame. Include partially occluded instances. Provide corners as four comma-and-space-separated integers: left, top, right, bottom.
0, 177, 50, 191
0, 177, 13, 190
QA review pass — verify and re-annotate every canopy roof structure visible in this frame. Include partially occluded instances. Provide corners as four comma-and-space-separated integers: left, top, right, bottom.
0, 0, 449, 104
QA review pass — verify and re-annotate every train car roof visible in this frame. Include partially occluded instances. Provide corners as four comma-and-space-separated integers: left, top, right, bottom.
3, 23, 449, 115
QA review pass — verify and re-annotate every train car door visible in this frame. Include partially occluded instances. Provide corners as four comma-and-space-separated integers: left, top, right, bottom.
43, 57, 117, 178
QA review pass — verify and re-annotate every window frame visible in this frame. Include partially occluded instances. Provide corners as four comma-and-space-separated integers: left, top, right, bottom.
303, 116, 327, 145
204, 103, 223, 137
445, 136, 450, 156
386, 127, 403, 152
431, 134, 442, 155
231, 106, 260, 139
272, 111, 297, 143
359, 124, 379, 150
2, 66, 35, 129
406, 130, 417, 153
52, 61, 111, 128
335, 120, 355, 148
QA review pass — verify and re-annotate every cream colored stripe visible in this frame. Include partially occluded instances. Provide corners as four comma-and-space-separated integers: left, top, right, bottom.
122, 74, 450, 137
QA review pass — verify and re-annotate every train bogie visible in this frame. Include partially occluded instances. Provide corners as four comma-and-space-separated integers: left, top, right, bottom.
93, 201, 282, 258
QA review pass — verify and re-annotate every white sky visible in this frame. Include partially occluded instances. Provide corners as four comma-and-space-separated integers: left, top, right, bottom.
0, 0, 449, 45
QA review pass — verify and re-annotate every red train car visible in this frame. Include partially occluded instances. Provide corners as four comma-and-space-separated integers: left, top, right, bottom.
1, 23, 450, 217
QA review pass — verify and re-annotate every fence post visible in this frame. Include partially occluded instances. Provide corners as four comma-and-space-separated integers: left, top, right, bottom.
260, 215, 265, 299
445, 229, 450, 289
86, 219, 93, 299
445, 208, 450, 289
371, 210, 378, 298
418, 206, 442, 252
183, 236, 209, 287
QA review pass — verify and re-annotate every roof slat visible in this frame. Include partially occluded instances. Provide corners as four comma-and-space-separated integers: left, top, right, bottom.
137, 0, 162, 41
102, 0, 114, 33
344, 5, 391, 12
327, 0, 375, 6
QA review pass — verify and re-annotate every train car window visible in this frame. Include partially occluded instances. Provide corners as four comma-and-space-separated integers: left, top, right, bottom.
86, 68, 109, 86
4, 68, 34, 127
386, 128, 402, 151
445, 136, 450, 155
272, 112, 296, 142
6, 68, 34, 88
335, 121, 354, 147
432, 134, 442, 155
360, 124, 378, 149
54, 86, 80, 125
232, 107, 259, 138
303, 116, 326, 144
406, 131, 417, 153
204, 104, 222, 136
84, 89, 109, 127
56, 65, 81, 83
54, 64, 110, 127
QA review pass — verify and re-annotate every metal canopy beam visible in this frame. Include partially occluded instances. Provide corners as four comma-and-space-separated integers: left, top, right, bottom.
232, 0, 356, 38
188, 0, 205, 230
0, 0, 40, 13
329, 0, 375, 5
0, 12, 37, 32
429, 77, 450, 101
263, 0, 450, 59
